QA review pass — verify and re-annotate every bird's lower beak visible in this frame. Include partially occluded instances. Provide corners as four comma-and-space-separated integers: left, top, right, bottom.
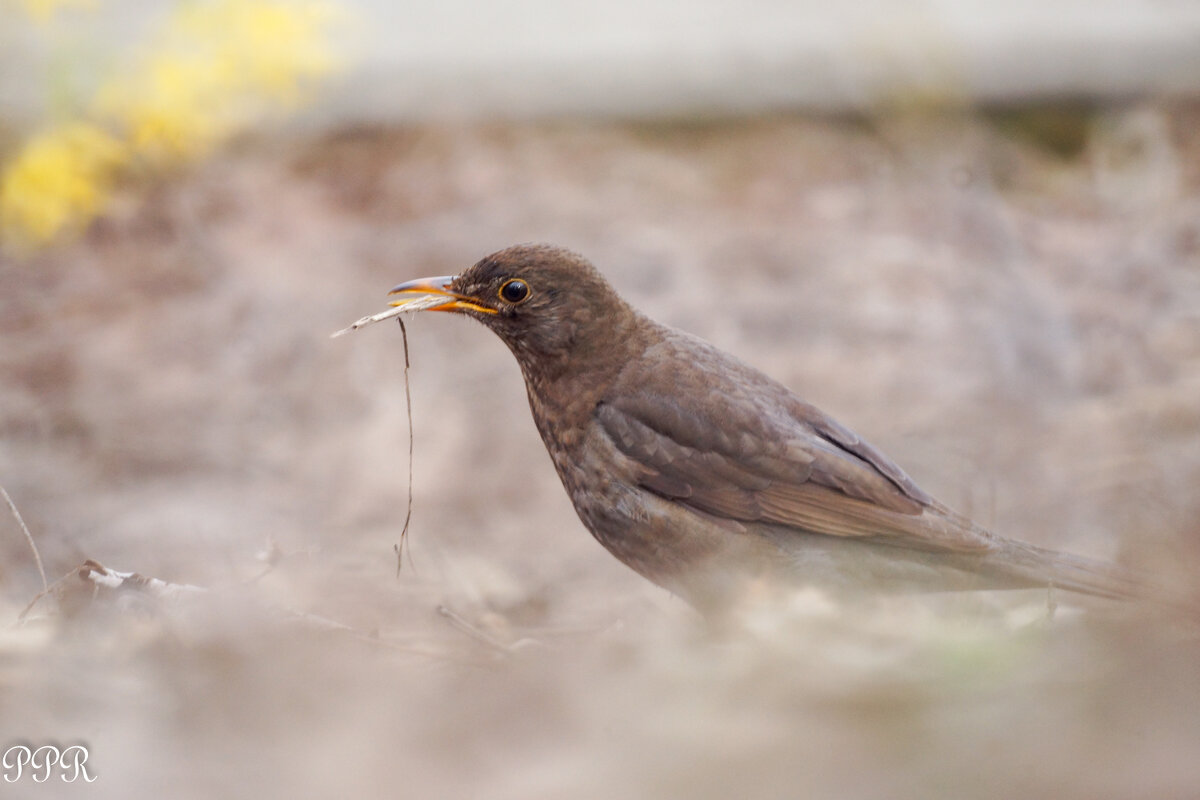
388, 275, 497, 315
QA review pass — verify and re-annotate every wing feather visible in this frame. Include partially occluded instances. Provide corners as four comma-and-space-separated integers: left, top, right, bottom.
597, 383, 990, 553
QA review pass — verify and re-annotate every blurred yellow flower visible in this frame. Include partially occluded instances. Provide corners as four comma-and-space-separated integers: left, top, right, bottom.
0, 123, 127, 246
177, 0, 338, 101
99, 0, 339, 161
2, 0, 341, 248
106, 53, 237, 160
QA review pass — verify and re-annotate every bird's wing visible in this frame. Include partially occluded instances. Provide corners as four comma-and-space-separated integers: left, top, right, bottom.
597, 379, 993, 554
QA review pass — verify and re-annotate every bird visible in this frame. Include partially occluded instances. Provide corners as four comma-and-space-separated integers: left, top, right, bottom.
386, 244, 1141, 614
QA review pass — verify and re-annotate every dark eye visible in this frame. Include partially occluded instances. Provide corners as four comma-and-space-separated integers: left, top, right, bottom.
498, 278, 530, 304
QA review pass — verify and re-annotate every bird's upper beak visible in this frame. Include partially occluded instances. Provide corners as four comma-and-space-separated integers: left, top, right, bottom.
388, 275, 497, 315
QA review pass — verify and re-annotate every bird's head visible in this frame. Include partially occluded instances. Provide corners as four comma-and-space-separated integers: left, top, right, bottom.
389, 244, 635, 376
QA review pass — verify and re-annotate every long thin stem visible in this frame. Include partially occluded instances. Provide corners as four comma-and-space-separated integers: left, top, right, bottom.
2, 484, 48, 593
395, 317, 415, 575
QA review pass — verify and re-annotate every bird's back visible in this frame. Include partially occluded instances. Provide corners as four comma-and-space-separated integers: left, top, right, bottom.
561, 320, 1141, 605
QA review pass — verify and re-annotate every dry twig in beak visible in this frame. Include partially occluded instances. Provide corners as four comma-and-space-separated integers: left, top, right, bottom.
331, 293, 450, 338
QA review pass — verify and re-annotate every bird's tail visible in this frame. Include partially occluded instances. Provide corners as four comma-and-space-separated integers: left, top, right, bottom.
990, 538, 1146, 601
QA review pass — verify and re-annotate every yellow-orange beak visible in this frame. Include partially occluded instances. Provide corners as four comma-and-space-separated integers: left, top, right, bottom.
388, 276, 497, 315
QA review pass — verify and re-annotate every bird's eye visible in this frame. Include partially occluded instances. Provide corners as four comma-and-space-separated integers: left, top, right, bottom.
498, 278, 531, 305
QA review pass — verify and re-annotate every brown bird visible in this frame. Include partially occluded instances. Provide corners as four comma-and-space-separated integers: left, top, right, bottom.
388, 244, 1139, 614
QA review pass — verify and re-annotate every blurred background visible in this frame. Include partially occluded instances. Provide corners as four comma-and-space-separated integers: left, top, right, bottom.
2, 1, 1199, 798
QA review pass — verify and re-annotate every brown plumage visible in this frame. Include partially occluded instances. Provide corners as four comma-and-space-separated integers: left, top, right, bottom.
389, 244, 1141, 613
